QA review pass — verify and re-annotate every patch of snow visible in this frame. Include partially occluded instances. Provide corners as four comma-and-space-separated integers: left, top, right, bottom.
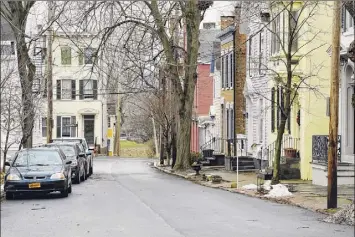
324, 203, 355, 226
264, 184, 293, 198
263, 180, 272, 191
242, 184, 258, 190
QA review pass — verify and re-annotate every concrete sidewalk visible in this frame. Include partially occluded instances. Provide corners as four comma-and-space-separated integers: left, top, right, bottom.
154, 162, 354, 215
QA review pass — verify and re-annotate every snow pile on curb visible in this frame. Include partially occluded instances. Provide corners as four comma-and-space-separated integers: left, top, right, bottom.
324, 203, 355, 226
263, 180, 272, 191
242, 184, 258, 190
264, 184, 293, 198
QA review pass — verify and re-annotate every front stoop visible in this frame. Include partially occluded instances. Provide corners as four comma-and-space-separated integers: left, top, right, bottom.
311, 162, 355, 186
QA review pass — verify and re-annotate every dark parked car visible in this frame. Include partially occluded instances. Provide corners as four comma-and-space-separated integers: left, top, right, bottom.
4, 147, 72, 199
44, 143, 86, 184
52, 138, 93, 176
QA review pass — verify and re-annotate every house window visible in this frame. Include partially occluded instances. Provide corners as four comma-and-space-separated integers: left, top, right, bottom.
42, 117, 47, 137
231, 53, 234, 88
56, 116, 76, 138
224, 55, 228, 88
78, 49, 84, 65
230, 53, 234, 88
226, 109, 230, 139
290, 10, 299, 52
259, 31, 264, 75
61, 47, 71, 65
221, 55, 224, 88
84, 47, 96, 64
271, 87, 275, 132
249, 38, 252, 76
271, 14, 281, 55
108, 116, 111, 128
0, 41, 15, 55
203, 22, 216, 29
56, 80, 76, 100
79, 79, 98, 99
259, 99, 263, 143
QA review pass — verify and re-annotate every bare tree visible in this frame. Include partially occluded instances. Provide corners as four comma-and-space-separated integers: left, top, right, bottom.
1, 1, 66, 148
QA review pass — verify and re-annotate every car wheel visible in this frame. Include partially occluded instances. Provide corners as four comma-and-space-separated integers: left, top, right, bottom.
5, 192, 14, 200
89, 164, 93, 176
60, 188, 69, 198
81, 169, 86, 182
68, 184, 72, 194
75, 170, 81, 184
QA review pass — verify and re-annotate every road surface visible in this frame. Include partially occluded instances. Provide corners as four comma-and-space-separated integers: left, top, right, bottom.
1, 157, 353, 237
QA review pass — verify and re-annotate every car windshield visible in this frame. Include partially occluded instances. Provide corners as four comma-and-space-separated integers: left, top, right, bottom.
13, 150, 63, 167
57, 145, 76, 156
54, 139, 88, 150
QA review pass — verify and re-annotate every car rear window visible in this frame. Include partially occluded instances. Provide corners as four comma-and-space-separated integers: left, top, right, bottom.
14, 150, 63, 167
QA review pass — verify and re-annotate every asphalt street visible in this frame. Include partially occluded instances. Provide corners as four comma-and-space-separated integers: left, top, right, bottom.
1, 157, 353, 237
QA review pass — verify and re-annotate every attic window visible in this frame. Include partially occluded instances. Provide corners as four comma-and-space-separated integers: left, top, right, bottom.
203, 22, 216, 29
260, 12, 270, 22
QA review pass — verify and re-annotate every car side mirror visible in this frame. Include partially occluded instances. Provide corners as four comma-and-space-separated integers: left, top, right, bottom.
86, 151, 91, 156
66, 160, 72, 165
79, 153, 85, 157
4, 161, 11, 166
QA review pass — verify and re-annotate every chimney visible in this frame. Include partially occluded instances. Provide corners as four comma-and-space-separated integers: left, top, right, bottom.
220, 16, 235, 30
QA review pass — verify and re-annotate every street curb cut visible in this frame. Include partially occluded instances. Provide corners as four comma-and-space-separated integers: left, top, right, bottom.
153, 163, 330, 216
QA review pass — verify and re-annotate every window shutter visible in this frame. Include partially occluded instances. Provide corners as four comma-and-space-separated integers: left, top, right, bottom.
93, 80, 98, 100
341, 6, 345, 32
271, 87, 275, 132
226, 109, 229, 139
221, 56, 224, 88
56, 80, 61, 100
71, 80, 76, 100
71, 116, 76, 137
277, 86, 280, 127
56, 116, 62, 138
78, 49, 83, 65
79, 80, 84, 100
231, 53, 234, 88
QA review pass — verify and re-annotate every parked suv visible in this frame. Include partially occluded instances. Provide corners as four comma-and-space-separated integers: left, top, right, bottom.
52, 138, 93, 176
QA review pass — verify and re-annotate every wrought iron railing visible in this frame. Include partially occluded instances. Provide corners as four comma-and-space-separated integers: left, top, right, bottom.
265, 136, 300, 168
312, 135, 341, 163
200, 137, 248, 157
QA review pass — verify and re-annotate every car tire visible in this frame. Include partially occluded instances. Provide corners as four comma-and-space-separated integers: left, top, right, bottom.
61, 188, 69, 198
74, 170, 81, 184
5, 192, 14, 200
89, 165, 93, 176
68, 184, 72, 194
81, 170, 86, 182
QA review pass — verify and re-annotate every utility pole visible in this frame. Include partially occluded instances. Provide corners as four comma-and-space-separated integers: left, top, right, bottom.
327, 0, 341, 209
113, 91, 121, 156
46, 1, 54, 144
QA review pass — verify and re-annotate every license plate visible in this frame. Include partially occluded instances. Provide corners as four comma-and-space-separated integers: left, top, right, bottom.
28, 183, 41, 189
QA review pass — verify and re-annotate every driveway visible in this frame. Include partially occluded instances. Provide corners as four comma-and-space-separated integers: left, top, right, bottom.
1, 157, 352, 237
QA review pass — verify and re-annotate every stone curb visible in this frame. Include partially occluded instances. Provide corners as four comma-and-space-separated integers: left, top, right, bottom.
153, 163, 330, 216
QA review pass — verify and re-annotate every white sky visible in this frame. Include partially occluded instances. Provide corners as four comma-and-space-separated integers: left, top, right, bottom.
200, 1, 236, 29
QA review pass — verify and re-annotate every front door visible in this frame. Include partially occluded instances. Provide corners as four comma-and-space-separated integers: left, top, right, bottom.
83, 115, 95, 146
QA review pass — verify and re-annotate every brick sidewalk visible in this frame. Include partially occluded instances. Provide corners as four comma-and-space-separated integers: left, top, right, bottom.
154, 163, 354, 214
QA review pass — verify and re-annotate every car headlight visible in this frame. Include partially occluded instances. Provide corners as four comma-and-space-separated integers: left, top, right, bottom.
6, 174, 21, 181
50, 173, 65, 180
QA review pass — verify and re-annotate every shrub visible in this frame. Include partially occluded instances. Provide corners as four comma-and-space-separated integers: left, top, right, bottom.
189, 152, 203, 165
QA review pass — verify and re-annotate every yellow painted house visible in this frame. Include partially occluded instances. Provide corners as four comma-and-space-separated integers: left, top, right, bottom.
267, 2, 333, 180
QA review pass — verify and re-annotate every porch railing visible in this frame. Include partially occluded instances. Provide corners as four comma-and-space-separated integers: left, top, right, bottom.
265, 136, 300, 168
312, 135, 341, 163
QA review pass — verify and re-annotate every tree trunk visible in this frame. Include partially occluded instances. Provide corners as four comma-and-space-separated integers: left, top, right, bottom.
16, 34, 35, 149
272, 117, 287, 184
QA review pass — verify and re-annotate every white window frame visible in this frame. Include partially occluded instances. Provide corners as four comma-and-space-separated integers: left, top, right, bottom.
61, 79, 72, 100
61, 116, 72, 137
83, 79, 94, 99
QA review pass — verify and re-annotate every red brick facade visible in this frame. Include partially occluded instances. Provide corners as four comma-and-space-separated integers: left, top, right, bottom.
191, 64, 214, 152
